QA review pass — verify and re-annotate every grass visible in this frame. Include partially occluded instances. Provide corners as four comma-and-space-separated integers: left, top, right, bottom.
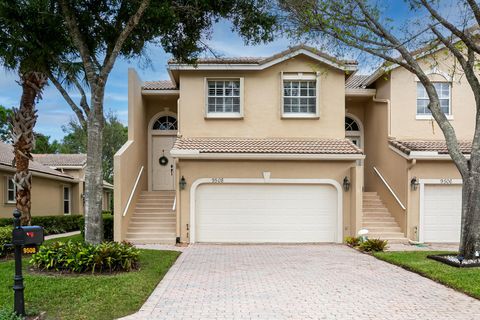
0, 234, 180, 320
374, 251, 480, 299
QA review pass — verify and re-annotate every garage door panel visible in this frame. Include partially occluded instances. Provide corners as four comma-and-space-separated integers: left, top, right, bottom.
195, 183, 338, 243
423, 184, 462, 243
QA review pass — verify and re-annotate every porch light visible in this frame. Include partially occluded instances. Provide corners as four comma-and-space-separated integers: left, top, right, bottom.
410, 177, 419, 191
179, 176, 187, 190
343, 176, 350, 192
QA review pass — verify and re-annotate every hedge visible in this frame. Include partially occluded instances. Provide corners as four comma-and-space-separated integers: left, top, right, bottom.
0, 215, 83, 236
0, 226, 12, 257
79, 214, 114, 241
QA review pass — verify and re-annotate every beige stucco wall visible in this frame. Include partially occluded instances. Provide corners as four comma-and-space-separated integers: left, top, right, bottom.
176, 159, 358, 243
0, 169, 78, 218
178, 55, 346, 139
388, 51, 476, 140
114, 69, 149, 241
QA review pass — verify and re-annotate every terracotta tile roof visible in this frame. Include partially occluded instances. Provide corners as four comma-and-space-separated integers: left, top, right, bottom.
169, 45, 358, 68
173, 137, 362, 154
33, 153, 86, 167
0, 142, 73, 179
142, 80, 177, 91
345, 75, 369, 89
389, 139, 472, 155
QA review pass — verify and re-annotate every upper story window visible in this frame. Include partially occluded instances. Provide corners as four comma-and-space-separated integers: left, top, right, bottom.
416, 82, 451, 117
206, 79, 243, 118
6, 177, 15, 204
281, 73, 319, 118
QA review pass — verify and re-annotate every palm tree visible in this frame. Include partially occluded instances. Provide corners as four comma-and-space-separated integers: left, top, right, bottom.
0, 1, 70, 225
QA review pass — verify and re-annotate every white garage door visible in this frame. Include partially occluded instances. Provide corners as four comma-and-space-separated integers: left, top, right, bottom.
195, 183, 339, 243
423, 184, 462, 242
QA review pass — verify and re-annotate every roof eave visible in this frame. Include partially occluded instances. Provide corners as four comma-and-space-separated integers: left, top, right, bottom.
170, 150, 364, 160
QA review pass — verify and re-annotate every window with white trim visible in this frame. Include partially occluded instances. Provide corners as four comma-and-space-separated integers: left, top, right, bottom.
63, 186, 71, 214
283, 80, 317, 114
417, 82, 451, 115
207, 79, 241, 116
6, 177, 15, 203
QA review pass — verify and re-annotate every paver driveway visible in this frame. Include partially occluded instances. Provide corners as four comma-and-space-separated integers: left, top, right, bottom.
122, 244, 480, 320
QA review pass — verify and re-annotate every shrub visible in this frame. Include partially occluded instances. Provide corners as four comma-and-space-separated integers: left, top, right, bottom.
30, 240, 139, 273
358, 238, 388, 252
0, 215, 83, 235
0, 226, 12, 258
345, 236, 361, 247
0, 308, 23, 320
79, 214, 113, 241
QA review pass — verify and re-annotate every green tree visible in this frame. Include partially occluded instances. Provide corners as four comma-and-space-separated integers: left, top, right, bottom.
32, 133, 60, 154
0, 0, 72, 225
280, 0, 480, 258
50, 0, 276, 243
0, 105, 12, 142
60, 113, 127, 183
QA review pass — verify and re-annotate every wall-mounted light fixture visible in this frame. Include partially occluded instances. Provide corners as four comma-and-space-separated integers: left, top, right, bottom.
343, 176, 351, 192
179, 176, 186, 190
410, 177, 419, 191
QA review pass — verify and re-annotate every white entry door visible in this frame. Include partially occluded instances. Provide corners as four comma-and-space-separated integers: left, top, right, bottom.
152, 136, 176, 190
195, 183, 339, 243
422, 184, 462, 242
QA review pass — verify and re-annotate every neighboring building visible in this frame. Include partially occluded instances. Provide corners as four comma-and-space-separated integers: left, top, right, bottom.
0, 141, 113, 217
114, 44, 472, 245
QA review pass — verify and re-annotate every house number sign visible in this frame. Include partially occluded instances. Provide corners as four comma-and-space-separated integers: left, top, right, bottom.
211, 178, 224, 183
440, 178, 453, 184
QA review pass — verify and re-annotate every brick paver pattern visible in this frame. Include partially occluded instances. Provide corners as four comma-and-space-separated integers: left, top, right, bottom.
121, 244, 480, 320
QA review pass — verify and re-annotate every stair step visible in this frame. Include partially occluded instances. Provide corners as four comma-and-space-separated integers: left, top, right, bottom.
362, 221, 398, 227
367, 232, 405, 238
130, 216, 175, 221
126, 239, 176, 245
126, 232, 176, 239
129, 221, 176, 226
128, 227, 176, 233
362, 226, 402, 232
133, 212, 175, 216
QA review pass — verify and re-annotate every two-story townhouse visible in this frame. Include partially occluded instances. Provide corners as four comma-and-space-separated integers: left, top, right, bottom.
115, 46, 365, 244
346, 47, 475, 244
115, 44, 473, 245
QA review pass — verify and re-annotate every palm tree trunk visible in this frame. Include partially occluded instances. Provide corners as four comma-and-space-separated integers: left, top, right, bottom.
11, 71, 48, 226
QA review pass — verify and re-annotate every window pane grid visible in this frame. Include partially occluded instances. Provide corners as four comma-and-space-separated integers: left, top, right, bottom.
207, 80, 241, 113
416, 82, 451, 115
283, 80, 316, 114
7, 178, 15, 202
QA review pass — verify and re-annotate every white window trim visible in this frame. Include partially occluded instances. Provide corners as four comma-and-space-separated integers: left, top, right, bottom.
6, 176, 16, 204
281, 72, 320, 119
63, 185, 71, 215
204, 77, 244, 119
416, 81, 452, 119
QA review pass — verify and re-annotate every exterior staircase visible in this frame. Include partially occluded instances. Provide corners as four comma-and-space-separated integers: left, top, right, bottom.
125, 191, 176, 244
362, 192, 407, 243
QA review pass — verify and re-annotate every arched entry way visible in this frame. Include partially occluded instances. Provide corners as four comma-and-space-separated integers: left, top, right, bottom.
148, 112, 178, 191
345, 114, 363, 149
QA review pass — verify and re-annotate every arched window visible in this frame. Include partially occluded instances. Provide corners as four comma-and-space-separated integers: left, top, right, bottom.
345, 116, 360, 131
152, 115, 177, 130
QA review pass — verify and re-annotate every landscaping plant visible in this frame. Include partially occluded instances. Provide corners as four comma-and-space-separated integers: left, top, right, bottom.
30, 240, 139, 273
0, 215, 83, 235
359, 239, 388, 253
0, 308, 23, 320
344, 236, 361, 247
0, 226, 12, 257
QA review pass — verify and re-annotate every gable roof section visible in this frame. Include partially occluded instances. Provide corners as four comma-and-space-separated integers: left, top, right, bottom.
172, 137, 363, 159
168, 45, 358, 72
345, 75, 370, 89
389, 139, 471, 156
33, 153, 87, 168
0, 142, 73, 179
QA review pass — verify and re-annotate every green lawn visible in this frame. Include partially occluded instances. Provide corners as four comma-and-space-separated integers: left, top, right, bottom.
374, 251, 480, 299
0, 235, 180, 320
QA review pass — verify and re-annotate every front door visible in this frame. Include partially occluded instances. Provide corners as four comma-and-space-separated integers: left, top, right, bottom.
152, 136, 176, 190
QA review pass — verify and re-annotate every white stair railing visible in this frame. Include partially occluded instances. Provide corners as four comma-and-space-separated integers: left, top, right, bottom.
122, 166, 144, 217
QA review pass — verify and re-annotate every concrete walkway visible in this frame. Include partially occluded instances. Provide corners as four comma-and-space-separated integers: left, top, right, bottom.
44, 230, 80, 240
121, 244, 480, 320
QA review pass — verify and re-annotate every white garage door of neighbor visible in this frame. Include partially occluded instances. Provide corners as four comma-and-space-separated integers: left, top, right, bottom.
423, 184, 462, 242
195, 184, 339, 243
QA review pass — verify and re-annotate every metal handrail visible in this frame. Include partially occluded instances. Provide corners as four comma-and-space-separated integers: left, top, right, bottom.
373, 166, 406, 210
122, 166, 144, 217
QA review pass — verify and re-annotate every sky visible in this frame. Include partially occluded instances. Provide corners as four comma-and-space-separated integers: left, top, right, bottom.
0, 2, 426, 142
